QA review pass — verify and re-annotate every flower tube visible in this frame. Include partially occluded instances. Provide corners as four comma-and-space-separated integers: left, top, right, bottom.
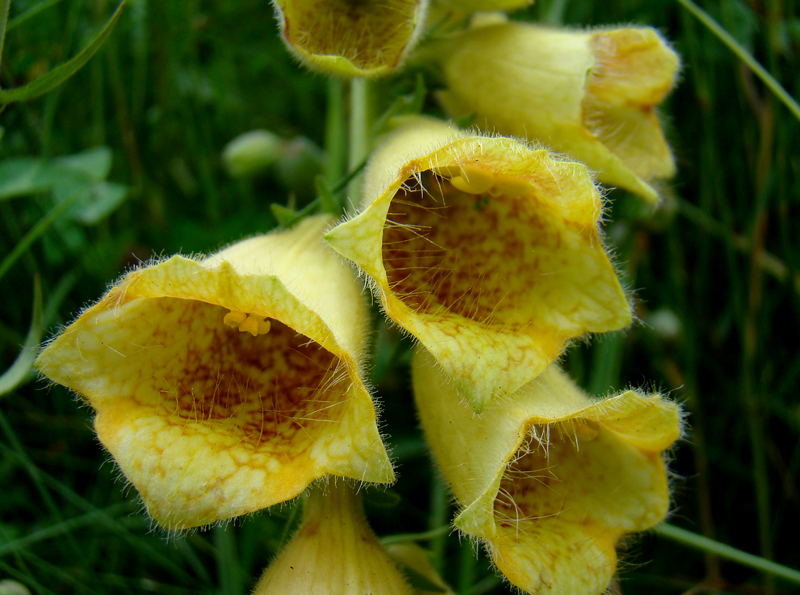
325, 117, 630, 412
437, 22, 680, 203
253, 482, 415, 595
36, 215, 393, 530
270, 0, 429, 77
413, 348, 683, 595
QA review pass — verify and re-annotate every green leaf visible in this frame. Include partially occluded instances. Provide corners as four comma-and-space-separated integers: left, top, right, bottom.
0, 157, 54, 200
373, 73, 428, 135
7, 0, 66, 33
63, 181, 129, 225
0, 147, 115, 202
55, 146, 112, 181
0, 276, 43, 397
0, 2, 126, 105
395, 562, 447, 593
314, 175, 339, 215
270, 203, 298, 226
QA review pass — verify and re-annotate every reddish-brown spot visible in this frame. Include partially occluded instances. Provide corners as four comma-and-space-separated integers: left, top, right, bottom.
382, 171, 554, 330
142, 300, 348, 453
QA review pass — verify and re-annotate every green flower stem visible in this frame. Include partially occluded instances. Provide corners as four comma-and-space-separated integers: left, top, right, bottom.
655, 523, 800, 586
457, 538, 477, 595
427, 474, 450, 574
214, 524, 243, 595
676, 0, 800, 123
347, 77, 373, 208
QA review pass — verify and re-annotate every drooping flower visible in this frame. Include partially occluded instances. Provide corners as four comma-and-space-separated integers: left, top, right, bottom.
253, 482, 416, 594
36, 215, 393, 530
270, 0, 429, 77
436, 22, 680, 203
325, 117, 631, 412
413, 348, 683, 595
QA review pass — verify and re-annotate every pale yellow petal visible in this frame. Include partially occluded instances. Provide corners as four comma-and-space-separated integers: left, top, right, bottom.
36, 215, 393, 530
254, 483, 415, 595
271, 0, 429, 77
412, 348, 683, 595
437, 23, 680, 203
326, 117, 630, 412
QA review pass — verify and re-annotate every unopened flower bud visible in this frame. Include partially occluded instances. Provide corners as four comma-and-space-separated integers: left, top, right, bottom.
222, 130, 284, 178
253, 483, 415, 595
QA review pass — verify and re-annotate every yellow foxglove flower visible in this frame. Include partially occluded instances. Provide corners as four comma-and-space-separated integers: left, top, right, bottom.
325, 117, 630, 413
413, 348, 683, 595
437, 22, 680, 203
36, 215, 393, 530
253, 482, 415, 595
270, 0, 429, 77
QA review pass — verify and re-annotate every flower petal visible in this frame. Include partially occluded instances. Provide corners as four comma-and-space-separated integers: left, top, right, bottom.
437, 23, 680, 203
271, 0, 429, 77
253, 483, 415, 595
326, 117, 630, 412
412, 348, 683, 595
37, 215, 393, 530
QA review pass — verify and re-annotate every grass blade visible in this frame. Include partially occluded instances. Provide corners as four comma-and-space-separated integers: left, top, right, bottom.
655, 523, 800, 586
676, 0, 800, 123
0, 275, 43, 397
0, 2, 125, 104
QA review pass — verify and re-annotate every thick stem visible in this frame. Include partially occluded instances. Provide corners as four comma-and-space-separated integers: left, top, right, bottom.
347, 77, 373, 209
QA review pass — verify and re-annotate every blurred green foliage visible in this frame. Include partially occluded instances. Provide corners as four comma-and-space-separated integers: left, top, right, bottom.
1, 0, 799, 593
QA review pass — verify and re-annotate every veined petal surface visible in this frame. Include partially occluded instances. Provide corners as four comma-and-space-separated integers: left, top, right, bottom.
438, 23, 680, 203
326, 117, 630, 412
412, 348, 683, 595
271, 0, 428, 77
36, 215, 393, 530
253, 482, 415, 595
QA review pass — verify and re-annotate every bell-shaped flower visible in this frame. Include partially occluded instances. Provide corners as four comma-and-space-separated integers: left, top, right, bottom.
413, 348, 684, 595
436, 22, 680, 203
35, 215, 393, 530
253, 482, 415, 594
325, 117, 630, 413
270, 0, 429, 77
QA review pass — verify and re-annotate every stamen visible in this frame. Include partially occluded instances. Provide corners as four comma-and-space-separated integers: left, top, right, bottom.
489, 174, 532, 198
223, 311, 248, 328
449, 165, 495, 195
223, 311, 272, 336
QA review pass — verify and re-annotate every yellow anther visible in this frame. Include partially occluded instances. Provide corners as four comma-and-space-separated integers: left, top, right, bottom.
449, 166, 495, 195
489, 174, 533, 198
224, 311, 271, 336
223, 311, 248, 328
239, 316, 260, 336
